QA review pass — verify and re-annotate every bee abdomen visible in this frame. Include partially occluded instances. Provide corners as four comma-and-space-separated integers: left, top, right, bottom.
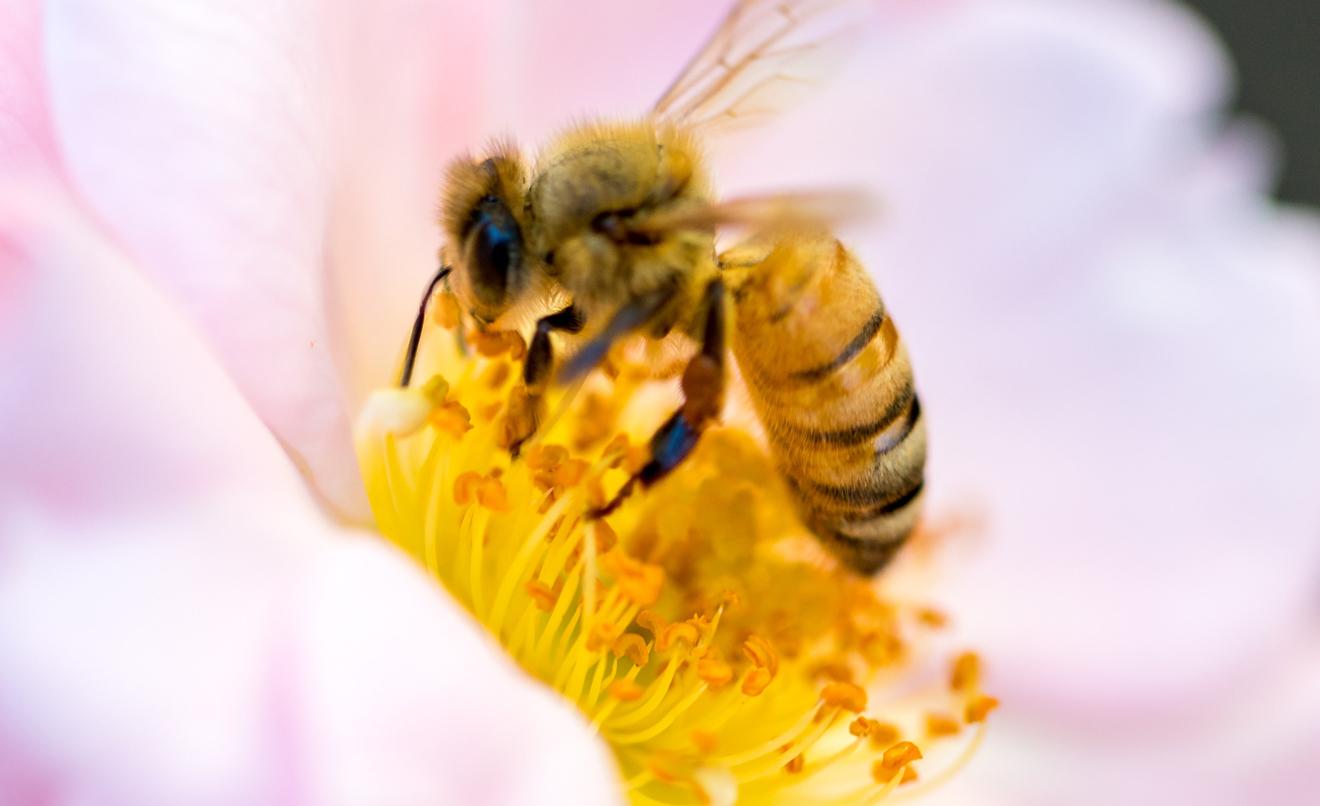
729, 235, 926, 576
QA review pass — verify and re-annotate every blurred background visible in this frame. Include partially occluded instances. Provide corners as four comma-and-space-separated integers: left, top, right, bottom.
1188, 0, 1320, 204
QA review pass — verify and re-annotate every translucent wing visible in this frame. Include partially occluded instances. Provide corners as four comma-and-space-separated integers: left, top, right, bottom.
631, 189, 874, 236
653, 0, 871, 134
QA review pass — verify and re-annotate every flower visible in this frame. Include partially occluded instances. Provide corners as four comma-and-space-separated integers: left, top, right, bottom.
354, 311, 997, 803
3, 0, 1320, 805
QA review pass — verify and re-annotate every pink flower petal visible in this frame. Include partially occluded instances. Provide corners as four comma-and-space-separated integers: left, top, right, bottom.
42, 0, 503, 522
0, 0, 59, 176
0, 181, 620, 805
291, 539, 621, 806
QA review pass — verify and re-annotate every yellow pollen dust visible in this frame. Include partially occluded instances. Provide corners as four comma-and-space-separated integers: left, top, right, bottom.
354, 304, 995, 804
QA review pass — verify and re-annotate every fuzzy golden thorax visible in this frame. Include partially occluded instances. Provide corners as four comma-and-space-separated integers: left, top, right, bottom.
440, 120, 719, 337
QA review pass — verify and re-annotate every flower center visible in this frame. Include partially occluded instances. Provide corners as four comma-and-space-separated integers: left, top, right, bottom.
355, 305, 995, 804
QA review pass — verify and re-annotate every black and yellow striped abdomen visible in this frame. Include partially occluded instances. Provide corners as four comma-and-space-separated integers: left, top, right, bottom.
726, 235, 926, 575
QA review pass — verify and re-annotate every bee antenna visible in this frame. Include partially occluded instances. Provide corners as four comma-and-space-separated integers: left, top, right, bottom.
400, 265, 453, 387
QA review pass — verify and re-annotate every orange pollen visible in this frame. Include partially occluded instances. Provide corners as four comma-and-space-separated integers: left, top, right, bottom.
524, 580, 560, 612
965, 695, 1000, 723
428, 400, 474, 438
812, 660, 855, 683
741, 667, 773, 696
742, 635, 780, 675
452, 471, 482, 505
636, 609, 667, 638
784, 755, 805, 774
697, 658, 734, 689
587, 619, 624, 652
916, 606, 949, 629
612, 633, 651, 667
882, 741, 923, 769
821, 681, 868, 713
859, 632, 905, 667
867, 723, 902, 748
849, 716, 878, 738
602, 551, 665, 607
552, 458, 589, 488
609, 679, 643, 701
925, 712, 962, 739
950, 651, 982, 692
524, 443, 568, 470
472, 329, 512, 358
476, 476, 510, 512
657, 621, 700, 652
901, 766, 918, 785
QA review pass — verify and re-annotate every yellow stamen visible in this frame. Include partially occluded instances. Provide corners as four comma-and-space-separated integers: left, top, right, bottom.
354, 324, 994, 803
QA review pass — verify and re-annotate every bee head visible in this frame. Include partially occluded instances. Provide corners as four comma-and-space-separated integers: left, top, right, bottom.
441, 150, 529, 326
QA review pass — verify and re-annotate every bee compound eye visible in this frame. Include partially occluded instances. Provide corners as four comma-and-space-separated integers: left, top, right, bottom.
466, 197, 524, 308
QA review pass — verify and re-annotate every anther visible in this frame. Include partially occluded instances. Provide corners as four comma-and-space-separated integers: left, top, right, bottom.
477, 476, 510, 511
612, 633, 651, 667
429, 400, 473, 438
741, 635, 780, 675
965, 695, 1000, 723
950, 651, 981, 692
872, 741, 922, 782
697, 658, 734, 689
882, 741, 922, 769
741, 667, 772, 696
658, 622, 699, 652
636, 610, 667, 638
453, 471, 482, 505
609, 679, 643, 701
525, 443, 568, 470
552, 458, 589, 488
524, 580, 560, 612
925, 712, 961, 739
820, 681, 867, 713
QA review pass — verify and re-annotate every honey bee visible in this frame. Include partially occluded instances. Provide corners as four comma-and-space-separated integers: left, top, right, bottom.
402, 0, 925, 575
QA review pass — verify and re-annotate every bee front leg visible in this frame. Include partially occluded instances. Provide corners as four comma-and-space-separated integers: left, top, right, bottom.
594, 279, 725, 517
505, 304, 586, 456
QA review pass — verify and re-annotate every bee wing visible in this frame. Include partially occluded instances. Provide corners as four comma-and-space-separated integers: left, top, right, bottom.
631, 189, 874, 236
652, 0, 872, 134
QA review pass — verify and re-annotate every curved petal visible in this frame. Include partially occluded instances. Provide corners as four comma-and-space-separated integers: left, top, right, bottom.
0, 0, 58, 176
0, 182, 620, 805
291, 539, 621, 806
43, 0, 507, 522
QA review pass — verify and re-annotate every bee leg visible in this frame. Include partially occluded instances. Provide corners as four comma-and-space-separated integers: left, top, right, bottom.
506, 304, 587, 456
399, 265, 453, 387
593, 280, 725, 517
557, 287, 673, 382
